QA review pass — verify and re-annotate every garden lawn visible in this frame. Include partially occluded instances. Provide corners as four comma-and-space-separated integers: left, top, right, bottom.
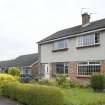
62, 87, 105, 105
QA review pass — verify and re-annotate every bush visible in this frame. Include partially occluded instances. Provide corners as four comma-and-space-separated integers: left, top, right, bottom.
56, 74, 67, 87
0, 74, 17, 94
90, 73, 105, 92
0, 74, 16, 81
8, 67, 20, 76
3, 82, 64, 105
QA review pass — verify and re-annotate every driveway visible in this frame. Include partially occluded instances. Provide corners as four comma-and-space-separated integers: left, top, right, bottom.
0, 96, 22, 105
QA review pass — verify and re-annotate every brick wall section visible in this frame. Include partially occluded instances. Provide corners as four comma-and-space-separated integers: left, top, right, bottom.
68, 60, 105, 85
101, 60, 105, 74
31, 63, 39, 77
48, 63, 53, 79
69, 61, 89, 85
69, 61, 77, 82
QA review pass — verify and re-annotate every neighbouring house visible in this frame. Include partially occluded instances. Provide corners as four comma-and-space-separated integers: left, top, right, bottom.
0, 53, 39, 80
38, 13, 105, 84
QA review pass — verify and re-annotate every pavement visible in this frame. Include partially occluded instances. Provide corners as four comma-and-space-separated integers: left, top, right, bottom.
0, 96, 22, 105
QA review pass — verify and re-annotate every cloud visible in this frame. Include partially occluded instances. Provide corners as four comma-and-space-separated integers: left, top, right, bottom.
0, 0, 105, 60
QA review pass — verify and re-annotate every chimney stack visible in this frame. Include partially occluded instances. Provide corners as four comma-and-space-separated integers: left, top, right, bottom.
82, 12, 90, 25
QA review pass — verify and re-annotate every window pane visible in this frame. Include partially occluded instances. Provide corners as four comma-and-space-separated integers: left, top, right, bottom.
77, 34, 98, 47
89, 62, 100, 64
58, 40, 65, 49
78, 62, 101, 76
54, 40, 67, 50
56, 63, 64, 74
83, 35, 94, 45
77, 36, 83, 47
78, 62, 88, 64
95, 32, 99, 43
56, 63, 68, 74
65, 64, 68, 74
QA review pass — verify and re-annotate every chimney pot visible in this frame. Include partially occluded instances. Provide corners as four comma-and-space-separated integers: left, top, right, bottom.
82, 13, 90, 25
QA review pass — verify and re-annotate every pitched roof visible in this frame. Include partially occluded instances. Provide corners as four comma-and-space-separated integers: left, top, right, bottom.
0, 53, 39, 67
38, 18, 105, 44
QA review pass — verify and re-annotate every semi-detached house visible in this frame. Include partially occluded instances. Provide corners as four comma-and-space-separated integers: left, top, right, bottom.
38, 13, 105, 84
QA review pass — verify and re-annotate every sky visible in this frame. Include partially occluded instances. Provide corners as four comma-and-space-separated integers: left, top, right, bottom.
0, 0, 105, 61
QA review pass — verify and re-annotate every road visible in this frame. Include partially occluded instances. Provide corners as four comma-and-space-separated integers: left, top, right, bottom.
0, 96, 22, 105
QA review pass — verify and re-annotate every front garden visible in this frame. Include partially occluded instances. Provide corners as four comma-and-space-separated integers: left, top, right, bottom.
0, 68, 105, 105
63, 87, 105, 105
29, 74, 105, 105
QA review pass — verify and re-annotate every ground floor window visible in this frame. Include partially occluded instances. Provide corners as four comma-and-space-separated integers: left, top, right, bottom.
78, 61, 101, 76
20, 66, 31, 75
56, 63, 68, 75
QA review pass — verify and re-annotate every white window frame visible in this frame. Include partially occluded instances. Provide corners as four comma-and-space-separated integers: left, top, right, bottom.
77, 61, 101, 77
76, 32, 100, 47
55, 63, 68, 75
20, 66, 31, 75
53, 39, 68, 50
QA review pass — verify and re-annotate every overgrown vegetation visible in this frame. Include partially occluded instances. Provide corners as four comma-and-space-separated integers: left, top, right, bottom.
8, 67, 20, 76
29, 74, 105, 105
56, 74, 67, 87
2, 82, 64, 105
0, 73, 63, 105
8, 67, 20, 81
0, 74, 17, 95
63, 87, 105, 105
0, 73, 105, 105
30, 78, 57, 86
90, 73, 105, 92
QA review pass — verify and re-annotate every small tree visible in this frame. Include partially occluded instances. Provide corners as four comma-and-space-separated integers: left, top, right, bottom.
8, 67, 20, 77
56, 74, 66, 87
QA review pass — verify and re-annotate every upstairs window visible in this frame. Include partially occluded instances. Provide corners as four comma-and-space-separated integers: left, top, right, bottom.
77, 32, 100, 47
53, 39, 67, 50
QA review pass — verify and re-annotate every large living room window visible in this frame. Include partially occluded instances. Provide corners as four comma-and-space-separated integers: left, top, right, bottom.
78, 61, 101, 76
77, 32, 100, 47
56, 63, 68, 75
54, 39, 67, 50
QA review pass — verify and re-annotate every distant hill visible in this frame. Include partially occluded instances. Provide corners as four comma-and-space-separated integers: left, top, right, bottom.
0, 53, 39, 67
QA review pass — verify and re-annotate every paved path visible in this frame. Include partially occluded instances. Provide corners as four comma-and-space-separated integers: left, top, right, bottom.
0, 96, 22, 105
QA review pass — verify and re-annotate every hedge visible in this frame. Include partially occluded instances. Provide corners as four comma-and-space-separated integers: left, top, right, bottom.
0, 74, 17, 88
3, 82, 64, 105
0, 74, 16, 81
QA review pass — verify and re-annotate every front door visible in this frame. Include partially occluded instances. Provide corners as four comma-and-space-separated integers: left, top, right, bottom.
44, 64, 49, 79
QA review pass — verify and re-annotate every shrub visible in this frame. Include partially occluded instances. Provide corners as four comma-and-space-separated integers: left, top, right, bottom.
0, 74, 17, 94
3, 82, 64, 105
56, 74, 66, 87
90, 73, 105, 92
8, 67, 20, 76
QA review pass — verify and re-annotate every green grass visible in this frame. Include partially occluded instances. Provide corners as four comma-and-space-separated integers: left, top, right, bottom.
62, 87, 105, 105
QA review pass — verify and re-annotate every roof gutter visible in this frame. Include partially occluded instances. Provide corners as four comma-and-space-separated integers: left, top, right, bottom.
38, 27, 105, 45
30, 60, 39, 67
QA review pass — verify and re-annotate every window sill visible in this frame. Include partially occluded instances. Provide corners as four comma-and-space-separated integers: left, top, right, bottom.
52, 74, 69, 77
76, 43, 100, 49
77, 75, 91, 78
52, 48, 68, 52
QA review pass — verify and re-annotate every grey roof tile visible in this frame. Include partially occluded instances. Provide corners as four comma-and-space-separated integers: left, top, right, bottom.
38, 18, 105, 43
